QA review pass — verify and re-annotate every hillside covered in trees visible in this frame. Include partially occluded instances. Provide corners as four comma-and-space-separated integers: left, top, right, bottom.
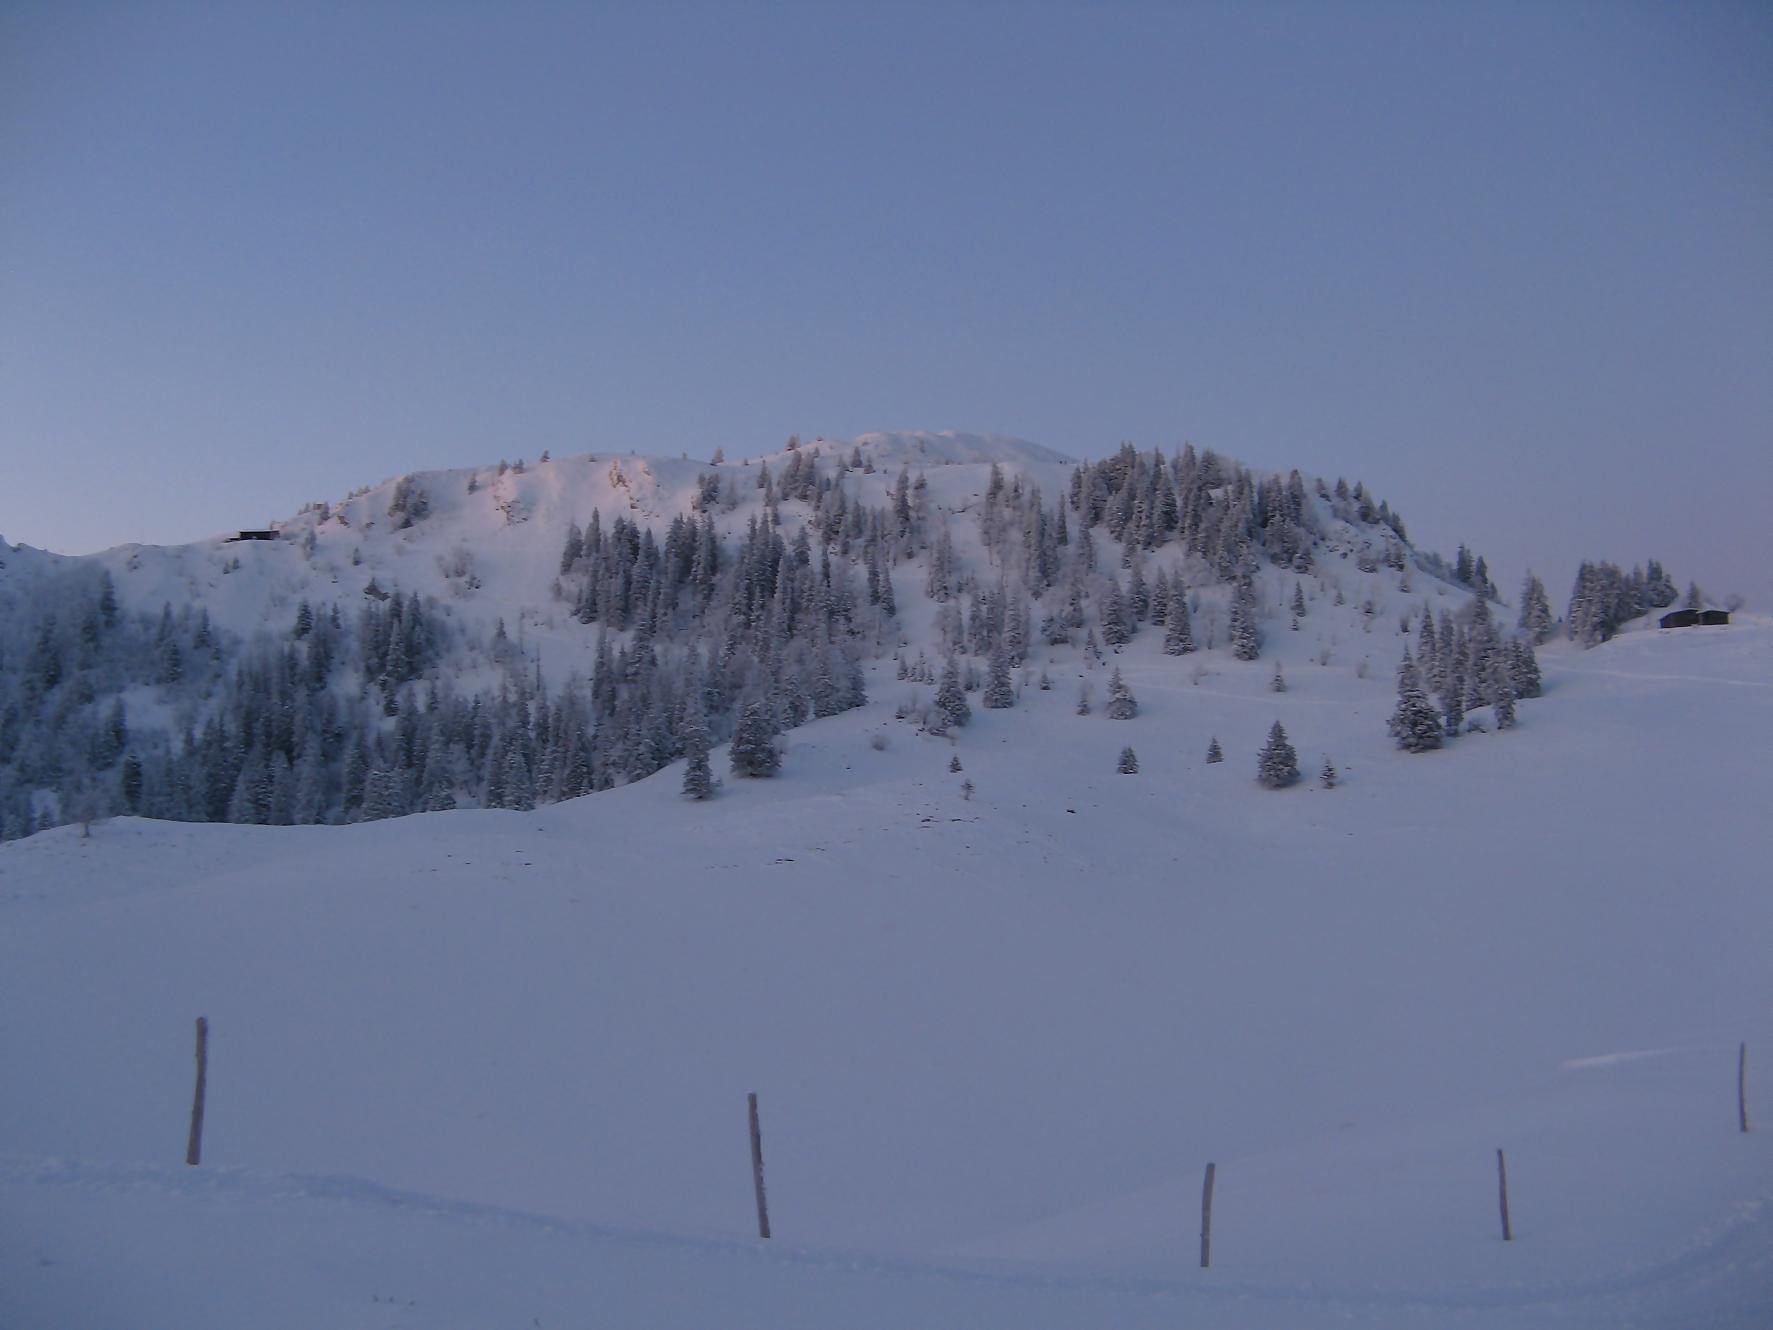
0, 432, 1698, 840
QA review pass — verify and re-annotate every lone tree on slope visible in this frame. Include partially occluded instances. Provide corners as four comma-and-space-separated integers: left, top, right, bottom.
1257, 721, 1300, 789
1118, 746, 1140, 774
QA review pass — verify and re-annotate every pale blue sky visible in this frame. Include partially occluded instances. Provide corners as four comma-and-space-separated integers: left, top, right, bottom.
2, 1, 1769, 606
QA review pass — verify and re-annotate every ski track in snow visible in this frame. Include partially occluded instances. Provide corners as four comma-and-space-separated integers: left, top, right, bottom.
1558, 1049, 1687, 1073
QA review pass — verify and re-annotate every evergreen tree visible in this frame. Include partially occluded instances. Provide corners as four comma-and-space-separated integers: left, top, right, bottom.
729, 701, 782, 777
1442, 679, 1466, 737
1271, 662, 1287, 692
1100, 579, 1132, 648
1118, 746, 1139, 774
948, 754, 962, 773
1508, 638, 1542, 699
1257, 721, 1300, 788
119, 753, 143, 813
681, 695, 714, 799
500, 741, 536, 810
1162, 583, 1195, 655
1488, 652, 1517, 730
1388, 654, 1444, 752
1416, 612, 1438, 681
1518, 572, 1554, 644
1206, 736, 1223, 764
981, 638, 1016, 709
361, 763, 406, 820
1320, 757, 1337, 788
1105, 667, 1138, 719
1230, 580, 1261, 660
934, 657, 971, 729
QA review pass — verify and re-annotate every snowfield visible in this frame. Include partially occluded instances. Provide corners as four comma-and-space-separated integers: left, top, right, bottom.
2, 605, 1769, 1327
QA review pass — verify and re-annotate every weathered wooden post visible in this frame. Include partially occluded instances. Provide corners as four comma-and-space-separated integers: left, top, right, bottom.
1740, 1042, 1750, 1133
1200, 1161, 1216, 1268
185, 1017, 209, 1166
748, 1092, 771, 1239
1496, 1148, 1512, 1241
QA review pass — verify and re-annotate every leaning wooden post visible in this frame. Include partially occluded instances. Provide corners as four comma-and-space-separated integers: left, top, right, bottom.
748, 1092, 771, 1239
185, 1017, 209, 1166
1199, 1161, 1216, 1268
1740, 1042, 1750, 1133
1496, 1148, 1512, 1241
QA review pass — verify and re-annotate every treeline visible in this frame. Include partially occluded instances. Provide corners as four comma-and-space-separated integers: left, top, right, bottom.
1063, 442, 1450, 578
1562, 559, 1681, 646
0, 498, 878, 838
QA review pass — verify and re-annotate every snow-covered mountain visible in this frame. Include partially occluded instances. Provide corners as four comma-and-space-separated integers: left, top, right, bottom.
1, 430, 1526, 837
2, 434, 1766, 1326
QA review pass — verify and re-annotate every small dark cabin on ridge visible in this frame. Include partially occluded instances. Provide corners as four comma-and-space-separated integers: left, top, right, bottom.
227, 530, 278, 542
1659, 609, 1730, 629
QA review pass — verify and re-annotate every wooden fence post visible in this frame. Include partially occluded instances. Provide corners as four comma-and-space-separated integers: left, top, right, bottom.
1200, 1161, 1216, 1268
748, 1092, 771, 1239
185, 1017, 208, 1166
1496, 1148, 1512, 1241
1740, 1042, 1750, 1133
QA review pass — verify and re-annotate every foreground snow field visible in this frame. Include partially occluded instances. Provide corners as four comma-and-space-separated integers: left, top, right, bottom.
2, 620, 1769, 1327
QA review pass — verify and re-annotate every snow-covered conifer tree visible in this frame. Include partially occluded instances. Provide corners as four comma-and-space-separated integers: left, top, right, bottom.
934, 657, 971, 729
1118, 746, 1139, 774
1388, 654, 1444, 753
982, 638, 1016, 709
1206, 736, 1223, 764
1488, 653, 1517, 730
1442, 677, 1465, 738
1105, 667, 1138, 719
1162, 583, 1195, 655
1508, 638, 1542, 699
1257, 721, 1300, 788
729, 701, 782, 778
680, 693, 714, 799
1230, 580, 1261, 660
1100, 580, 1132, 649
1518, 572, 1554, 644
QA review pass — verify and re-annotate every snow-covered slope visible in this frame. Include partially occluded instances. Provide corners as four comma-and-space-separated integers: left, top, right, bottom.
2, 603, 1769, 1326
843, 429, 1077, 468
0, 434, 1076, 692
